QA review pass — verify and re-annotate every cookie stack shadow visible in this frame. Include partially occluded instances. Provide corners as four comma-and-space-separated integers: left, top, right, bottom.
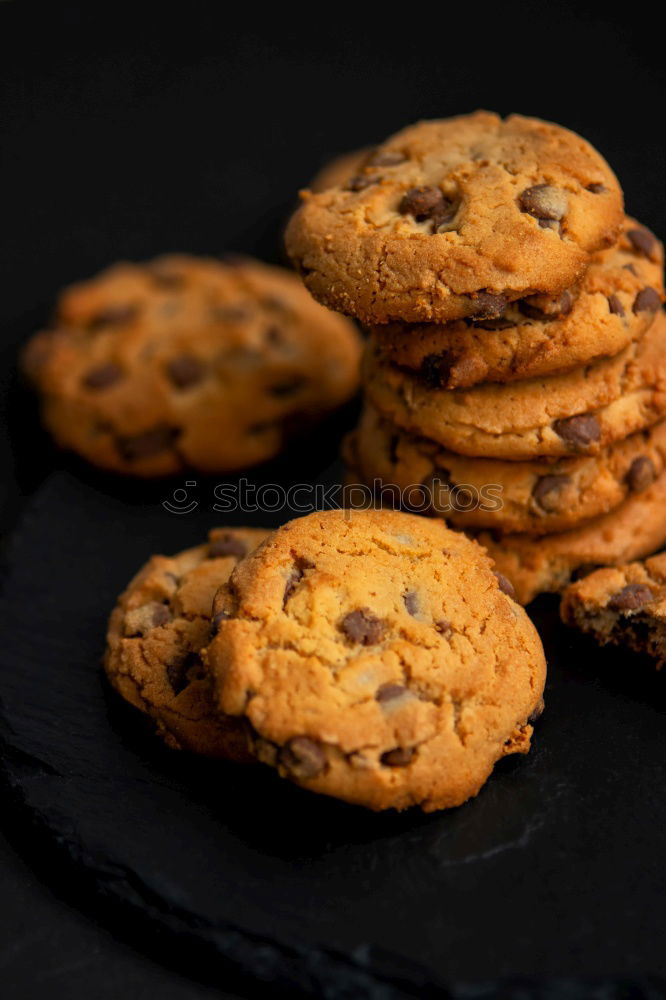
293, 114, 666, 604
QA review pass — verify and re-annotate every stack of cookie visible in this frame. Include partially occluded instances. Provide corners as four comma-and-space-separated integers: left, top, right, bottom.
287, 112, 666, 604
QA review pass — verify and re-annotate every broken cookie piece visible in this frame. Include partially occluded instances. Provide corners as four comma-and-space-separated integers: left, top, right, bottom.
561, 552, 666, 666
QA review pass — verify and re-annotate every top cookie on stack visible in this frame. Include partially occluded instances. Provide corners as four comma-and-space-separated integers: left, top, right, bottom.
286, 111, 624, 325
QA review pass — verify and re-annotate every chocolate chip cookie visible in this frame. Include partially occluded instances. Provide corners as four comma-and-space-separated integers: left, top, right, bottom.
370, 220, 663, 388
561, 553, 666, 666
204, 508, 546, 812
22, 255, 362, 476
286, 112, 623, 325
105, 526, 269, 757
345, 403, 666, 535
477, 470, 666, 604
364, 309, 666, 460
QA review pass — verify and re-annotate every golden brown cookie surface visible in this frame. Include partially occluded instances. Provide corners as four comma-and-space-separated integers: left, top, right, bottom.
365, 310, 666, 460
370, 220, 663, 388
22, 255, 362, 476
105, 526, 270, 757
345, 403, 666, 535
205, 508, 546, 812
478, 471, 666, 604
286, 112, 624, 324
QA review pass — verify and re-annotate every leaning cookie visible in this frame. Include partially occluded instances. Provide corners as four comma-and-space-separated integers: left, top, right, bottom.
370, 220, 663, 389
105, 526, 270, 757
365, 309, 666, 460
477, 470, 666, 604
286, 112, 623, 325
22, 254, 362, 476
561, 554, 666, 666
345, 403, 666, 536
204, 508, 546, 812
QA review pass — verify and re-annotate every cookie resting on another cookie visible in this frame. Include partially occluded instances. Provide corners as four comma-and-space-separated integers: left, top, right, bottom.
22, 254, 362, 476
286, 111, 624, 324
345, 403, 666, 536
364, 309, 666, 460
204, 508, 546, 812
561, 553, 666, 667
105, 526, 269, 757
477, 470, 666, 604
370, 219, 663, 389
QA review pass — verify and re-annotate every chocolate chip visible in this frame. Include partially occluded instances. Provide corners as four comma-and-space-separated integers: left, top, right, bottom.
519, 289, 574, 321
626, 456, 656, 493
623, 263, 638, 276
152, 604, 172, 627
280, 736, 326, 779
126, 601, 172, 636
399, 185, 443, 219
381, 747, 414, 767
430, 200, 459, 230
211, 609, 231, 634
469, 293, 507, 320
82, 362, 123, 389
553, 414, 600, 450
608, 583, 654, 611
607, 294, 625, 317
435, 619, 452, 636
421, 352, 453, 389
166, 651, 201, 696
150, 266, 185, 288
532, 474, 571, 513
633, 287, 660, 313
208, 534, 247, 559
519, 185, 568, 221
262, 294, 290, 312
494, 572, 515, 599
347, 174, 378, 192
117, 425, 180, 461
399, 186, 456, 229
341, 608, 387, 645
166, 356, 204, 388
472, 317, 514, 330
283, 558, 314, 606
265, 326, 284, 345
528, 699, 545, 724
403, 591, 419, 615
586, 183, 606, 194
627, 227, 657, 259
89, 304, 138, 329
367, 150, 407, 167
268, 376, 307, 397
376, 684, 408, 703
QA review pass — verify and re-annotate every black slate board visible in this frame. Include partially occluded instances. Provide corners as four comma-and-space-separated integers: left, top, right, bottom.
2, 466, 666, 999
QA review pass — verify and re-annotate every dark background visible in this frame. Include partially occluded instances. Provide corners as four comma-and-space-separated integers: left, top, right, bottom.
1, 4, 665, 997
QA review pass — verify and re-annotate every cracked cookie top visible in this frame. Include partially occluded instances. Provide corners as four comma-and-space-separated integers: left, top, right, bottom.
22, 254, 362, 477
105, 526, 270, 758
204, 508, 546, 812
286, 112, 624, 325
